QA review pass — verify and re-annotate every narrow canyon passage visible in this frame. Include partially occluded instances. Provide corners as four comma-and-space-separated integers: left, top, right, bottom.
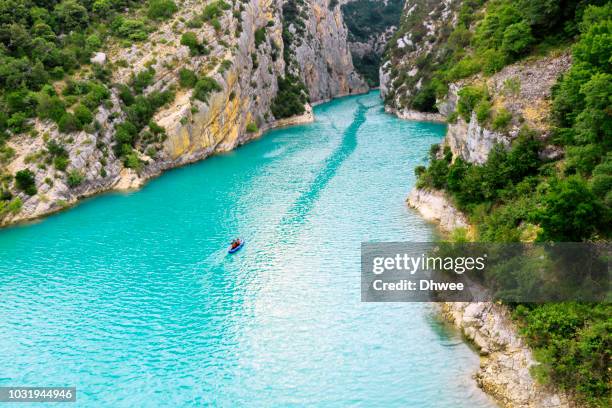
0, 92, 495, 407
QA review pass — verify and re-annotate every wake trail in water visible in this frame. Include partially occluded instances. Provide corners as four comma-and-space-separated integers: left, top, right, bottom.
277, 100, 371, 237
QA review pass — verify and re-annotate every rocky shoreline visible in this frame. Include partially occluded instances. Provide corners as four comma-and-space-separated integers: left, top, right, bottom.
384, 106, 446, 123
2, 108, 315, 228
406, 188, 468, 232
441, 302, 574, 408
408, 187, 575, 408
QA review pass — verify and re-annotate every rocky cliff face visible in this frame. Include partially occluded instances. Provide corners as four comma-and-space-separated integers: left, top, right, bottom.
340, 0, 404, 86
381, 0, 572, 164
406, 188, 468, 232
380, 0, 458, 110
439, 53, 571, 164
2, 0, 365, 226
441, 302, 576, 408
284, 0, 368, 103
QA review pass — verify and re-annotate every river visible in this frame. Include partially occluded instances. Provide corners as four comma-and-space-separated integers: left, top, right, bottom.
0, 91, 495, 407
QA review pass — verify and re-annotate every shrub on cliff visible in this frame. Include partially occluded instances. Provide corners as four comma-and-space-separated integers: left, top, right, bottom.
411, 85, 437, 113
246, 122, 258, 133
15, 169, 37, 196
457, 85, 488, 122
202, 0, 231, 21
66, 169, 85, 187
178, 69, 198, 88
535, 176, 607, 242
271, 75, 308, 119
147, 0, 177, 20
193, 77, 222, 103
73, 104, 94, 128
113, 17, 149, 41
254, 28, 266, 48
180, 32, 209, 56
491, 108, 512, 131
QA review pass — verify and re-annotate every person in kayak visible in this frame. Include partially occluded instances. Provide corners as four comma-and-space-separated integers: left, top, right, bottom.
230, 239, 241, 249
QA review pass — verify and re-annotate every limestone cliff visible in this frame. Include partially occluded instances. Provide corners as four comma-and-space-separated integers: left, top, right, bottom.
406, 188, 467, 232
439, 53, 571, 164
441, 302, 576, 408
1, 0, 365, 226
340, 0, 404, 86
380, 0, 458, 113
285, 0, 369, 102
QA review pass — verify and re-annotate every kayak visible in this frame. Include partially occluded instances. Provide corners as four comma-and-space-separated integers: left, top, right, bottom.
228, 239, 245, 254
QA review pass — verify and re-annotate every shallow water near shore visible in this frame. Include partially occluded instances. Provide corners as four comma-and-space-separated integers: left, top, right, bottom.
0, 91, 495, 407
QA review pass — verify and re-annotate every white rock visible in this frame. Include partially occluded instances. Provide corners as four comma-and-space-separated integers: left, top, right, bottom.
90, 52, 106, 65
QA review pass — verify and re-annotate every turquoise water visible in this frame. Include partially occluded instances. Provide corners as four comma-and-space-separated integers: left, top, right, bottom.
0, 92, 495, 407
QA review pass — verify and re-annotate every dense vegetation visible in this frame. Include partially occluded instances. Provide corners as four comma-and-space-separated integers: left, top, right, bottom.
386, 0, 609, 112
0, 0, 183, 212
270, 74, 308, 119
341, 0, 404, 86
275, 0, 309, 119
415, 4, 611, 405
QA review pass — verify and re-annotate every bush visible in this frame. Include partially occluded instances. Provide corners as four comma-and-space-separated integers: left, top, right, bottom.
73, 104, 93, 127
54, 155, 69, 171
15, 169, 37, 195
7, 113, 30, 133
254, 27, 266, 47
180, 32, 208, 55
475, 99, 492, 124
66, 169, 84, 187
411, 85, 437, 113
178, 68, 198, 88
58, 113, 79, 133
536, 176, 605, 241
457, 85, 488, 122
516, 303, 611, 406
147, 0, 178, 20
124, 152, 143, 171
202, 0, 231, 21
131, 68, 155, 94
501, 21, 534, 57
54, 0, 90, 33
37, 94, 66, 123
114, 18, 148, 41
481, 49, 507, 75
246, 122, 258, 133
492, 107, 513, 131
271, 75, 308, 119
193, 77, 222, 103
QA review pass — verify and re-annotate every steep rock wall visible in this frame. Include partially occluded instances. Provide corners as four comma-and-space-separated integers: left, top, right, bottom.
406, 187, 468, 232
439, 53, 571, 164
2, 0, 365, 226
340, 0, 404, 86
288, 0, 369, 102
379, 0, 458, 108
441, 302, 576, 408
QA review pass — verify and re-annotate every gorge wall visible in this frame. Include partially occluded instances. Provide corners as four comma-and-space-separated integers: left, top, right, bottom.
389, 1, 593, 407
340, 0, 405, 86
1, 0, 367, 226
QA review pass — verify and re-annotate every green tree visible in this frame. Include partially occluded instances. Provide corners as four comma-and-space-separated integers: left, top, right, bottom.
537, 176, 605, 241
501, 21, 534, 57
54, 0, 90, 32
15, 169, 37, 195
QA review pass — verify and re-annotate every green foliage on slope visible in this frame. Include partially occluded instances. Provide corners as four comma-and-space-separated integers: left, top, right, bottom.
415, 5, 611, 405
386, 0, 607, 112
342, 0, 404, 86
